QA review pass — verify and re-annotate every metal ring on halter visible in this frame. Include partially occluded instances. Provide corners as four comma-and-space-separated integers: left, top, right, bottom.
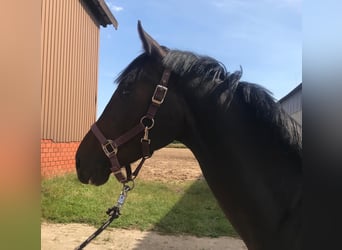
140, 116, 155, 129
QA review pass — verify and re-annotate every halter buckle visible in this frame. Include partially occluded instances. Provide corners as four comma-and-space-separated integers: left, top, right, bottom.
102, 140, 118, 157
152, 85, 168, 105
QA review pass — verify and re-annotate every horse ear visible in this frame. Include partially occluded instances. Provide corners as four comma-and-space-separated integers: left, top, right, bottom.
137, 20, 166, 59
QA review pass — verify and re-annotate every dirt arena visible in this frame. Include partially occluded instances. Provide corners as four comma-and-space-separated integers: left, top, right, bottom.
41, 148, 247, 250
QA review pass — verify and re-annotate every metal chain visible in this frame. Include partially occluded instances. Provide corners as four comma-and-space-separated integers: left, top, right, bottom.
74, 182, 134, 250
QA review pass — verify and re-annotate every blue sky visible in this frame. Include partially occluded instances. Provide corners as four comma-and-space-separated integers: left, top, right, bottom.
97, 0, 301, 117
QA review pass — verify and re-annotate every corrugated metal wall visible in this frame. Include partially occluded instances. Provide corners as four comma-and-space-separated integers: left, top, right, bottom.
280, 90, 302, 115
281, 90, 302, 124
41, 0, 99, 142
280, 90, 302, 125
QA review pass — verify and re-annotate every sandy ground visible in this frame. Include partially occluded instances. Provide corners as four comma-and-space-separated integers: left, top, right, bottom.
42, 148, 247, 250
41, 223, 246, 250
135, 147, 204, 182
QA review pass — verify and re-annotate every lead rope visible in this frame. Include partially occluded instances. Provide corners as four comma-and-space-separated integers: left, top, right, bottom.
74, 182, 134, 250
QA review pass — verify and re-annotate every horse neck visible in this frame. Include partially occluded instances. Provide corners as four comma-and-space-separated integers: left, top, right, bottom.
180, 89, 302, 250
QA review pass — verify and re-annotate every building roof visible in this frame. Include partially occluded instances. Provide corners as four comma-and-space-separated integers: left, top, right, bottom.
279, 83, 302, 103
83, 0, 118, 29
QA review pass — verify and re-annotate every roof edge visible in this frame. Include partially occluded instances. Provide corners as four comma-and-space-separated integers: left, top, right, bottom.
82, 0, 118, 29
279, 83, 302, 103
97, 0, 118, 29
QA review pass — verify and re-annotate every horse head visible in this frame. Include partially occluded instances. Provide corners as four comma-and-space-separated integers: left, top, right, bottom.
76, 21, 185, 185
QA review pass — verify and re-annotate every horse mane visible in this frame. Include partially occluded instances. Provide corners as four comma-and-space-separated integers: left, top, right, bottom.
116, 49, 302, 153
162, 50, 302, 153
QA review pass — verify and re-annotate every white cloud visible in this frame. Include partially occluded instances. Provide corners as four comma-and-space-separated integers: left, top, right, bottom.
105, 1, 124, 12
111, 5, 123, 12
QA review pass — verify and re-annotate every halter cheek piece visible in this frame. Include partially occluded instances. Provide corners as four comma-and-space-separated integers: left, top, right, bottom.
91, 68, 171, 183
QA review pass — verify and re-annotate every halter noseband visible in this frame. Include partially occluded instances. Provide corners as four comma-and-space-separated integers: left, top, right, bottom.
91, 68, 171, 183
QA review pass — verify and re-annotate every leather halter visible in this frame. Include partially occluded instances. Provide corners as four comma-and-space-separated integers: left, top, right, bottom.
91, 68, 171, 183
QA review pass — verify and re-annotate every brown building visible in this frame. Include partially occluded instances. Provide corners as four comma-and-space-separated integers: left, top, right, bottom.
41, 0, 117, 177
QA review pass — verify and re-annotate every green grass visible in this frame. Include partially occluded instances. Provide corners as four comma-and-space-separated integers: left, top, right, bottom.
166, 141, 187, 148
41, 174, 238, 237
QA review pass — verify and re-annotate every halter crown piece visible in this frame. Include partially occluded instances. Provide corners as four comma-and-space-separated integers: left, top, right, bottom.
91, 68, 171, 183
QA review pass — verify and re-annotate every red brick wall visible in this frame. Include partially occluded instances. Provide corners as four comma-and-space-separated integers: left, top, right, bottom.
41, 139, 80, 178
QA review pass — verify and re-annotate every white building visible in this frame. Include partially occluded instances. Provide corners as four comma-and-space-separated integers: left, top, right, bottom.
279, 83, 302, 126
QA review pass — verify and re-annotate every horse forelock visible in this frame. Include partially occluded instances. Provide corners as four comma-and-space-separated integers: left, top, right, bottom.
115, 46, 170, 85
115, 53, 150, 85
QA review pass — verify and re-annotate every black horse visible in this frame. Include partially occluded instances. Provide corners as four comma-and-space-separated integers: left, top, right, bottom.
76, 21, 302, 250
